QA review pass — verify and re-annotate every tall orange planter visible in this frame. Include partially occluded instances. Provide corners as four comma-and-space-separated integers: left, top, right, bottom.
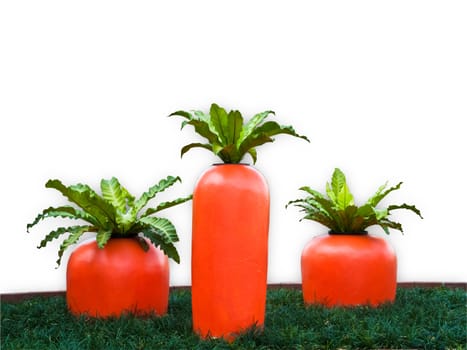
301, 234, 397, 307
192, 164, 269, 340
67, 237, 169, 317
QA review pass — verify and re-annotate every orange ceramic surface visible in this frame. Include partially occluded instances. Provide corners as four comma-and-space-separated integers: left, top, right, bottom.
66, 237, 169, 317
191, 164, 270, 340
301, 234, 397, 307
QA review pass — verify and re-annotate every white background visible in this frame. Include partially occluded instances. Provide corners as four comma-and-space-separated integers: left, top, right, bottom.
1, 1, 466, 294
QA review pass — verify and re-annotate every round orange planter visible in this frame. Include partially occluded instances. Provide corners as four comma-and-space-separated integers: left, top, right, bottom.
301, 234, 397, 307
191, 164, 269, 340
66, 237, 169, 317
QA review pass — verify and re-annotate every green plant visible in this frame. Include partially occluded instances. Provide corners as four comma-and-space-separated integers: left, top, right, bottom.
169, 103, 310, 164
287, 168, 423, 234
27, 176, 192, 266
2, 287, 466, 349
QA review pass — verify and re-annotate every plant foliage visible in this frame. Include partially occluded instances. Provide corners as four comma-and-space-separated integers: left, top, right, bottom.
287, 168, 423, 234
2, 288, 465, 349
27, 176, 192, 266
169, 103, 310, 164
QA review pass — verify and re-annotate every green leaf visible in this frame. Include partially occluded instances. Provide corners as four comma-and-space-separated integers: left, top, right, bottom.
336, 206, 358, 232
227, 109, 243, 144
349, 215, 366, 233
377, 218, 404, 234
365, 182, 387, 206
374, 208, 388, 220
381, 225, 391, 235
237, 133, 274, 163
289, 190, 344, 232
142, 229, 180, 263
336, 182, 354, 210
298, 186, 327, 200
367, 182, 402, 207
286, 198, 307, 209
100, 177, 137, 233
37, 225, 95, 249
168, 110, 192, 121
134, 176, 181, 213
46, 179, 115, 229
31, 176, 188, 264
136, 236, 150, 252
55, 226, 93, 267
356, 204, 374, 217
27, 206, 99, 232
100, 177, 135, 213
209, 103, 230, 145
246, 148, 257, 164
253, 121, 310, 142
170, 110, 221, 147
302, 211, 339, 232
300, 196, 344, 232
180, 143, 213, 158
37, 227, 69, 249
325, 182, 337, 204
139, 216, 179, 243
217, 144, 238, 163
329, 168, 347, 202
171, 103, 309, 164
236, 110, 274, 149
388, 203, 423, 219
141, 195, 193, 217
96, 229, 112, 248
288, 168, 422, 235
115, 211, 136, 234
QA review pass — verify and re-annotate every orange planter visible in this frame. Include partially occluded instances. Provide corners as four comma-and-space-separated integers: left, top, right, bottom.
66, 237, 169, 317
191, 164, 269, 340
301, 234, 397, 307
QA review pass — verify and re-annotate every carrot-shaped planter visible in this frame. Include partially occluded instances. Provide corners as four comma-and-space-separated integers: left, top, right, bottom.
301, 234, 396, 306
27, 176, 191, 317
67, 237, 169, 317
192, 164, 269, 339
288, 168, 422, 307
170, 103, 309, 340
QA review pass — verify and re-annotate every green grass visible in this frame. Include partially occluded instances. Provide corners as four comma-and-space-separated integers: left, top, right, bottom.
1, 287, 466, 349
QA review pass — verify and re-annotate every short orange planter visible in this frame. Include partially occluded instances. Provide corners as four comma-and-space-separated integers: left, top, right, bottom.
191, 164, 269, 340
301, 234, 397, 307
66, 237, 169, 317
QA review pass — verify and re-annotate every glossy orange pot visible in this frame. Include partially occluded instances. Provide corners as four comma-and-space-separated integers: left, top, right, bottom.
301, 234, 397, 307
191, 164, 269, 340
66, 237, 169, 317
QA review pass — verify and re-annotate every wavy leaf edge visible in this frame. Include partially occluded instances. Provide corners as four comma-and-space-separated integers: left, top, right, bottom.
287, 168, 422, 235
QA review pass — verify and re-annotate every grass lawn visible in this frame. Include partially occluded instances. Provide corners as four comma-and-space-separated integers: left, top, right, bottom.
1, 287, 466, 349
